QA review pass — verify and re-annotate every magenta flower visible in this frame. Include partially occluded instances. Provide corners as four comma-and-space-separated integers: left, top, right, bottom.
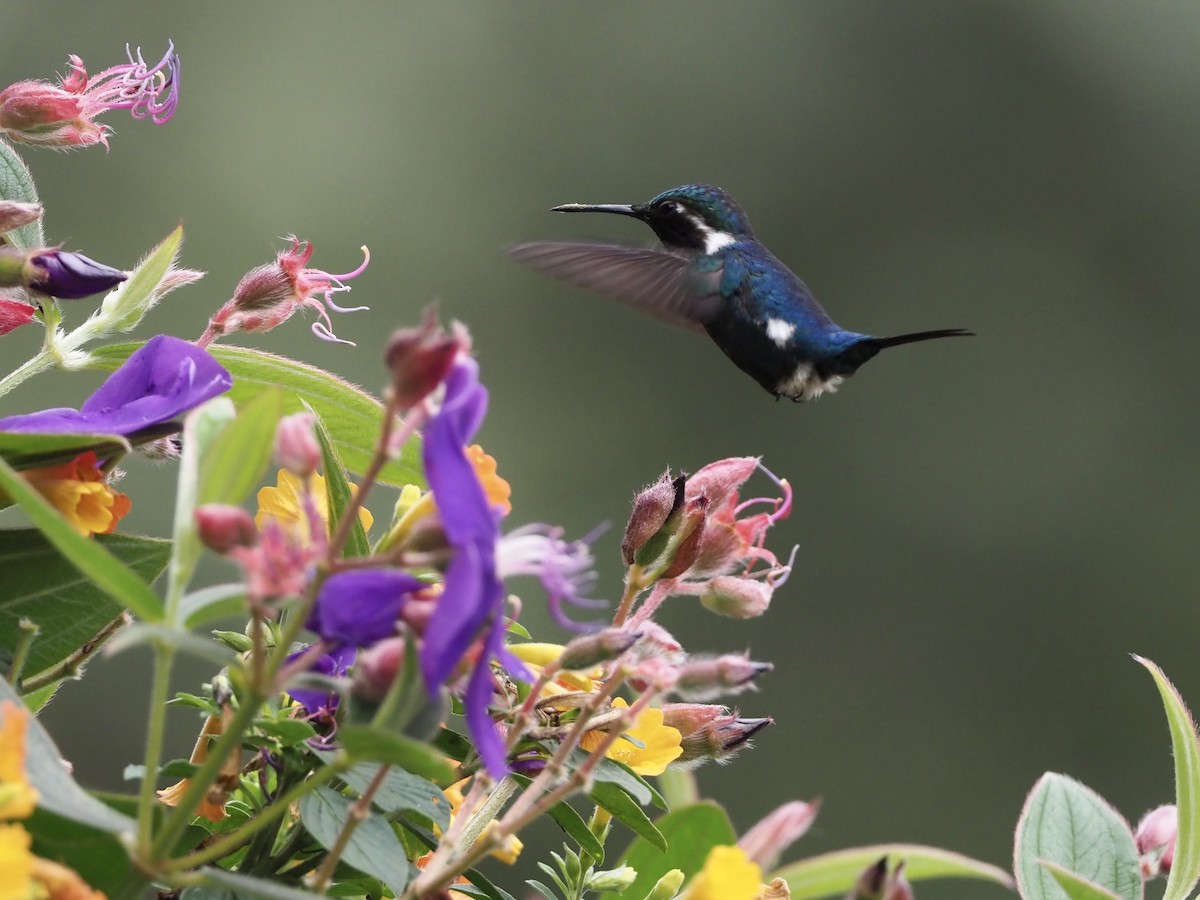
200, 237, 369, 346
308, 569, 425, 649
0, 335, 231, 439
0, 42, 179, 149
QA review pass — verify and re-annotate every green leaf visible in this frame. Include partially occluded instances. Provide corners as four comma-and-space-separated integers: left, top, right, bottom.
307, 402, 370, 557
776, 843, 1017, 899
298, 784, 414, 893
199, 387, 283, 506
0, 455, 166, 621
589, 780, 665, 851
0, 679, 135, 833
27, 808, 146, 898
337, 760, 452, 829
93, 225, 183, 333
1135, 655, 1200, 900
338, 725, 456, 785
88, 343, 423, 487
179, 583, 247, 629
589, 755, 665, 809
197, 868, 326, 899
547, 798, 605, 862
0, 139, 43, 251
255, 718, 318, 744
601, 801, 734, 900
1041, 862, 1124, 900
0, 431, 129, 473
0, 530, 169, 678
1014, 772, 1141, 900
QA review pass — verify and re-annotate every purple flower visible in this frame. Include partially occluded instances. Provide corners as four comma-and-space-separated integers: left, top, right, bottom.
421, 356, 529, 776
309, 568, 424, 648
27, 249, 126, 299
0, 335, 231, 439
498, 524, 606, 630
286, 644, 357, 717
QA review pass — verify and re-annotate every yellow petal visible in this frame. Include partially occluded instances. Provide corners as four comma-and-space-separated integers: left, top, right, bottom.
686, 845, 763, 900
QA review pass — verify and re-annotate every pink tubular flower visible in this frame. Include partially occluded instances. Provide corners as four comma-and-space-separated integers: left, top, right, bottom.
738, 800, 820, 871
199, 237, 369, 346
0, 43, 179, 149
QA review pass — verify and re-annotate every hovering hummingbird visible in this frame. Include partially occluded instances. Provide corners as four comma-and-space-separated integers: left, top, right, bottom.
509, 183, 972, 401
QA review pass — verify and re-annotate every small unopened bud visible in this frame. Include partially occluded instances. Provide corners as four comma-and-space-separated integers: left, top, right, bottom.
0, 201, 41, 234
559, 628, 641, 670
661, 704, 772, 768
584, 865, 638, 893
675, 653, 773, 701
195, 504, 258, 554
24, 248, 126, 299
644, 869, 685, 900
0, 298, 36, 336
352, 635, 407, 701
1136, 803, 1177, 879
760, 878, 793, 899
384, 306, 463, 410
660, 496, 708, 578
630, 621, 684, 660
739, 800, 820, 871
848, 857, 913, 900
621, 471, 682, 564
274, 412, 321, 477
700, 575, 774, 618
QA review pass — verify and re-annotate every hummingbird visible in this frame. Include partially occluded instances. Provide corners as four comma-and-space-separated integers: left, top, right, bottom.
509, 183, 972, 401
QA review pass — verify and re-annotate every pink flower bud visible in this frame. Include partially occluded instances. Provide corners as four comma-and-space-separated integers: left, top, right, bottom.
699, 575, 774, 618
738, 800, 820, 871
0, 298, 36, 336
352, 635, 407, 701
660, 704, 772, 768
195, 504, 258, 554
274, 412, 321, 477
1136, 804, 1177, 878
621, 470, 682, 564
0, 201, 41, 234
675, 653, 772, 700
686, 456, 758, 508
660, 497, 708, 578
559, 627, 641, 670
849, 857, 914, 900
384, 307, 465, 410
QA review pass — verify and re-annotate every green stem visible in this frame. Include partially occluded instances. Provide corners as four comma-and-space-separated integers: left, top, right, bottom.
6, 619, 38, 686
137, 644, 176, 856
657, 767, 699, 808
0, 348, 53, 399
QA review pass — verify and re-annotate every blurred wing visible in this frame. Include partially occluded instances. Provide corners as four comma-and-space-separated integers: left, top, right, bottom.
508, 242, 724, 332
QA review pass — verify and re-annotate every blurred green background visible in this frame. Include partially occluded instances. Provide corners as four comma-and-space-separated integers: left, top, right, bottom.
3, 3, 1199, 896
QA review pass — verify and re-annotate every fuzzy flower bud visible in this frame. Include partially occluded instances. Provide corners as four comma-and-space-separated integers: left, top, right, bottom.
621, 470, 683, 564
739, 800, 820, 871
675, 653, 773, 701
352, 635, 407, 702
1136, 804, 1177, 879
700, 575, 775, 618
384, 306, 465, 410
584, 865, 638, 893
0, 201, 41, 235
644, 869, 685, 900
660, 704, 772, 768
660, 496, 708, 578
195, 504, 258, 554
558, 627, 642, 670
274, 412, 321, 477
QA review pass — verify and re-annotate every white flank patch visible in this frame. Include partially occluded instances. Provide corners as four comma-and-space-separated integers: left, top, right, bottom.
765, 318, 796, 347
702, 227, 738, 254
775, 365, 845, 401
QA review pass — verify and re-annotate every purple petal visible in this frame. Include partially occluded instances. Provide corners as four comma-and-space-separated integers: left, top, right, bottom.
28, 250, 126, 300
285, 644, 357, 714
0, 335, 232, 437
420, 542, 500, 688
465, 626, 508, 778
309, 569, 423, 648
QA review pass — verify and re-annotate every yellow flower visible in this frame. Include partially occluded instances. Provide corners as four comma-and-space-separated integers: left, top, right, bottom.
507, 643, 600, 694
423, 780, 522, 866
29, 855, 106, 899
255, 470, 373, 538
0, 703, 37, 821
21, 452, 130, 537
685, 845, 763, 900
581, 698, 682, 777
0, 822, 35, 898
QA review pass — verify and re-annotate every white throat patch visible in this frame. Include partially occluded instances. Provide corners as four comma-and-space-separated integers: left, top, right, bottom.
692, 216, 737, 254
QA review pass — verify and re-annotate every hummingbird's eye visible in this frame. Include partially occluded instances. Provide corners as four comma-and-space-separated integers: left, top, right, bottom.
660, 200, 683, 215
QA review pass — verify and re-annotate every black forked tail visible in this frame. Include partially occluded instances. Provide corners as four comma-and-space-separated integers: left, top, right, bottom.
820, 328, 974, 377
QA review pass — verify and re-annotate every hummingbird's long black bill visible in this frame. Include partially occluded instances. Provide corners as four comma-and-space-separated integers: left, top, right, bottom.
551, 203, 639, 217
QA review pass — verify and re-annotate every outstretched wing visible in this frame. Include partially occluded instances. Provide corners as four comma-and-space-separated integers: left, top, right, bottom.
508, 242, 724, 332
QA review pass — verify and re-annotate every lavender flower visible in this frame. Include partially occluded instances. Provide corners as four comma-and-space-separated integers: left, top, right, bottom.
498, 524, 606, 629
286, 644, 357, 718
0, 335, 231, 439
